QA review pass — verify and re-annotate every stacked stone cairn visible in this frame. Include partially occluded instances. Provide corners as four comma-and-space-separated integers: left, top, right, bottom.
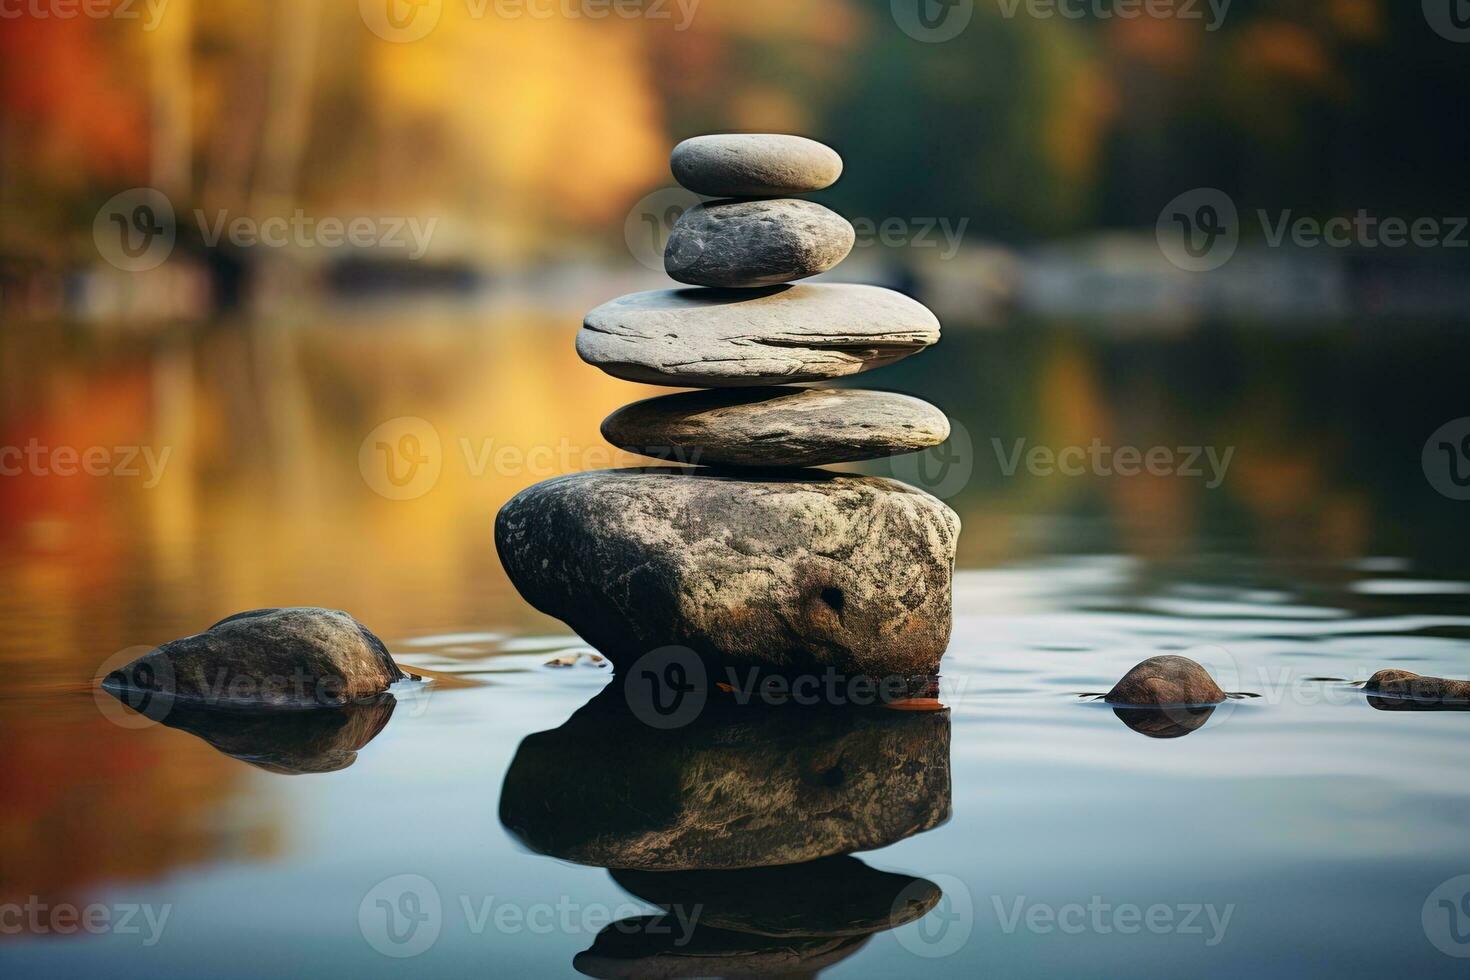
496, 134, 961, 687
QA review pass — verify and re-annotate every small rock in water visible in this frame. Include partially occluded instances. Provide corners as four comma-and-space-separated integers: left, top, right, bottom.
671, 133, 842, 197
577, 284, 940, 387
601, 387, 949, 468
1105, 655, 1226, 706
101, 608, 404, 710
1364, 669, 1470, 702
495, 469, 959, 677
665, 199, 854, 288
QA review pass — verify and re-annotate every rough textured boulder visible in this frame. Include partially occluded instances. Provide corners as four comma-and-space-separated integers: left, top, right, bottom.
498, 688, 951, 871
577, 285, 940, 387
495, 469, 959, 676
101, 607, 404, 710
670, 133, 842, 197
600, 386, 950, 468
665, 199, 854, 288
611, 857, 939, 938
1105, 655, 1226, 706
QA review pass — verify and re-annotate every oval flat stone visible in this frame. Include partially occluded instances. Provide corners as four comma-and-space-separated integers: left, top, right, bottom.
577, 284, 940, 387
494, 468, 959, 677
602, 386, 950, 467
665, 199, 854, 288
672, 133, 842, 197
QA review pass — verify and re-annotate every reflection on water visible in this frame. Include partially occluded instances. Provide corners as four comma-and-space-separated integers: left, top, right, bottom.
111, 694, 399, 775
499, 688, 950, 870
1111, 704, 1217, 739
4, 315, 1470, 976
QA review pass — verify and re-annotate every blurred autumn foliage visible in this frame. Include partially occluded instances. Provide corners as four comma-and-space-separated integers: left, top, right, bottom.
1, 0, 1466, 270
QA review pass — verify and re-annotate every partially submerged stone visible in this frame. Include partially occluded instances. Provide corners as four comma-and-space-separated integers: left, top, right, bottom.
1105, 655, 1227, 706
600, 386, 950, 468
101, 607, 404, 710
498, 688, 951, 871
671, 133, 843, 197
495, 469, 959, 677
1364, 669, 1470, 707
577, 285, 941, 387
665, 199, 854, 288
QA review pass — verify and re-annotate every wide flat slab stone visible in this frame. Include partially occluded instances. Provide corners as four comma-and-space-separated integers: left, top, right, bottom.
601, 386, 950, 467
577, 284, 941, 387
671, 133, 842, 197
494, 468, 959, 677
665, 199, 854, 288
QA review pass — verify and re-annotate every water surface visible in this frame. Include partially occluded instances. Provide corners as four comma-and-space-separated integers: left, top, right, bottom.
2, 315, 1469, 977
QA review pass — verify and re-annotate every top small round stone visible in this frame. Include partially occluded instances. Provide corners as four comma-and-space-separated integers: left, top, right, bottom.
671, 134, 843, 197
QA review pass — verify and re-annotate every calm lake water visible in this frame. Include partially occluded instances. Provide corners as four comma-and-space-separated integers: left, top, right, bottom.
2, 312, 1470, 977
